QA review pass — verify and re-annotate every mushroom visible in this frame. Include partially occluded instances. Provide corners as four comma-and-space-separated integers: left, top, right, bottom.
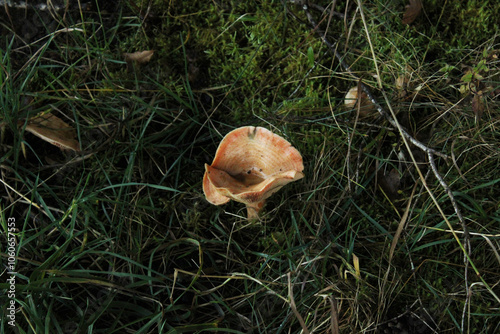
344, 86, 376, 117
203, 126, 304, 219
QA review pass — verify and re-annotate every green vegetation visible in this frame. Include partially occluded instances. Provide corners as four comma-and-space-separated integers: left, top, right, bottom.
1, 0, 499, 332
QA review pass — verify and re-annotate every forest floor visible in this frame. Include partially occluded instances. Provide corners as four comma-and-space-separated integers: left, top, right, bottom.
1, 1, 499, 333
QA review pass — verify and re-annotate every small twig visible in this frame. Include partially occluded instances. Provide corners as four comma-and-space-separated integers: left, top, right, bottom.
427, 152, 467, 228
429, 151, 471, 331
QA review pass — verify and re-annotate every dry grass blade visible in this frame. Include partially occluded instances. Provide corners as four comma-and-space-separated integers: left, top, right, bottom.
329, 296, 340, 334
23, 112, 81, 152
481, 235, 500, 266
388, 184, 417, 264
123, 50, 155, 64
471, 93, 484, 123
288, 272, 310, 334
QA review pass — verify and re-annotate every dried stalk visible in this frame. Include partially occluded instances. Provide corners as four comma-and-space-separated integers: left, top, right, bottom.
288, 272, 310, 334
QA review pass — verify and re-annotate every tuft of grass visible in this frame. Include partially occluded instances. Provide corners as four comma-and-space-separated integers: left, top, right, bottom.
1, 0, 500, 333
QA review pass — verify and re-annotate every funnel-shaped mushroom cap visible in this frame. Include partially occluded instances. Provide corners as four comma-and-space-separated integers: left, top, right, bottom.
203, 126, 304, 219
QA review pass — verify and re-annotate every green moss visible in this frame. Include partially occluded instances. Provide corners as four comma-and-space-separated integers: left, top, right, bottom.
430, 0, 499, 48
122, 1, 334, 123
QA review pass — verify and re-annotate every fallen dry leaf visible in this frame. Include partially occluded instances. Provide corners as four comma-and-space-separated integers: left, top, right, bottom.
23, 112, 81, 152
395, 74, 410, 99
402, 0, 422, 25
123, 50, 154, 64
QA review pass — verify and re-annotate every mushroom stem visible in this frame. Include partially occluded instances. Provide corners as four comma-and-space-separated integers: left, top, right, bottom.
246, 200, 265, 220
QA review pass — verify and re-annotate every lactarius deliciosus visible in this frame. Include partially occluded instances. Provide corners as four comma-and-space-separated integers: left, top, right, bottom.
203, 126, 304, 219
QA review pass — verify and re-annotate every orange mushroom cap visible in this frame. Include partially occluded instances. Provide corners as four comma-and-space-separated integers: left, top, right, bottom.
203, 126, 304, 219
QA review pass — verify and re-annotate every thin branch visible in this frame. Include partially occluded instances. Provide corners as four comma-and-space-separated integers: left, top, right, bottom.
428, 151, 471, 332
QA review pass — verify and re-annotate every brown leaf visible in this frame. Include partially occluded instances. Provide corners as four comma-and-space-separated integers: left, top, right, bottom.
123, 50, 154, 64
402, 0, 422, 25
395, 74, 410, 99
24, 113, 81, 152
